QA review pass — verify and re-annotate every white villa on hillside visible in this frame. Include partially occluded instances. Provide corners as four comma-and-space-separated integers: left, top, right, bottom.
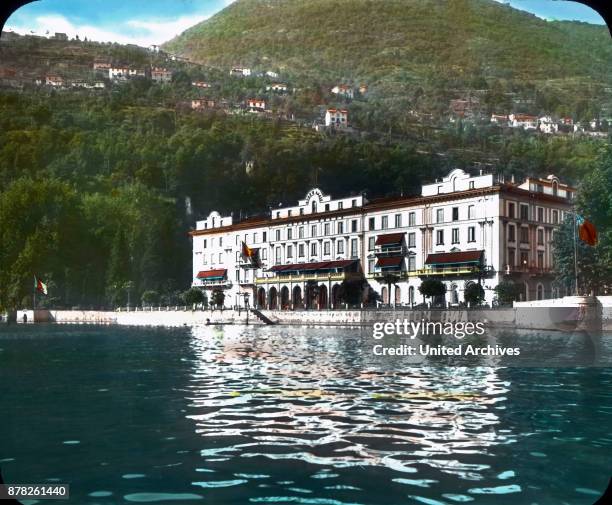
331, 84, 354, 99
191, 170, 574, 309
325, 108, 348, 128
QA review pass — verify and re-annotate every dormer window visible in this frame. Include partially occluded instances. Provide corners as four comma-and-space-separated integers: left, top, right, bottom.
552, 180, 558, 196
312, 201, 318, 213
325, 203, 330, 211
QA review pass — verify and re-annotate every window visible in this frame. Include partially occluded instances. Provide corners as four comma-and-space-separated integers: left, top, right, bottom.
520, 251, 529, 267
311, 224, 317, 237
520, 204, 529, 221
537, 252, 544, 268
300, 208, 304, 215
338, 202, 343, 210
276, 212, 280, 218
211, 238, 214, 248
468, 226, 476, 242
261, 249, 268, 260
236, 251, 240, 262
468, 205, 475, 219
552, 210, 558, 224
436, 230, 444, 245
381, 215, 388, 229
298, 244, 305, 257
520, 227, 529, 243
408, 256, 416, 271
452, 207, 459, 221
369, 217, 375, 230
408, 232, 416, 247
218, 253, 222, 263
508, 202, 515, 219
324, 242, 331, 255
409, 212, 416, 226
351, 220, 358, 233
537, 229, 544, 245
437, 209, 444, 223
508, 225, 516, 242
469, 181, 475, 189
368, 258, 375, 273
537, 207, 544, 222
368, 237, 375, 251
324, 223, 330, 235
312, 201, 318, 213
275, 247, 281, 263
350, 238, 358, 257
235, 270, 240, 281
219, 237, 223, 247
337, 240, 344, 254
203, 254, 207, 265
438, 185, 443, 194
352, 199, 357, 207
452, 228, 459, 244
311, 242, 317, 256
287, 228, 293, 240
203, 239, 207, 248
325, 203, 330, 212
337, 221, 344, 234
275, 229, 281, 241
299, 227, 304, 239
288, 210, 292, 216
263, 231, 267, 242
395, 214, 402, 228
287, 245, 293, 258
508, 249, 515, 267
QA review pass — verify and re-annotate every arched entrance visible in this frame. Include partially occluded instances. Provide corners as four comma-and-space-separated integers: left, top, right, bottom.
408, 286, 415, 306
537, 283, 544, 300
268, 287, 278, 310
381, 286, 388, 305
319, 285, 328, 310
306, 283, 319, 310
394, 285, 401, 306
332, 284, 341, 309
257, 287, 266, 309
280, 286, 289, 310
450, 283, 459, 304
292, 286, 302, 310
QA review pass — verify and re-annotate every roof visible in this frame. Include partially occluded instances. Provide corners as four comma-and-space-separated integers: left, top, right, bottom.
425, 250, 483, 265
268, 259, 357, 273
196, 268, 227, 279
326, 108, 348, 114
375, 233, 404, 246
376, 256, 403, 268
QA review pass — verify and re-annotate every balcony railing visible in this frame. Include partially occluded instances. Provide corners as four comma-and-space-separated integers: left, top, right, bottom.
367, 265, 495, 279
194, 279, 233, 289
255, 272, 359, 285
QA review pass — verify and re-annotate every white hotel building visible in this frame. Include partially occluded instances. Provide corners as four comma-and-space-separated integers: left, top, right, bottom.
190, 169, 575, 309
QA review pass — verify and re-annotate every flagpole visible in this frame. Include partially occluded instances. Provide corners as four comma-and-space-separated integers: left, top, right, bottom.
573, 212, 579, 296
33, 276, 37, 311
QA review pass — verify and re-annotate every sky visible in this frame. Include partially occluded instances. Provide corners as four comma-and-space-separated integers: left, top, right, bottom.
3, 0, 606, 47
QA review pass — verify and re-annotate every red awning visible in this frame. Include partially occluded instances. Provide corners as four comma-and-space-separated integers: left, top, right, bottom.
268, 260, 357, 273
375, 233, 404, 246
425, 250, 483, 265
376, 256, 403, 268
196, 268, 227, 279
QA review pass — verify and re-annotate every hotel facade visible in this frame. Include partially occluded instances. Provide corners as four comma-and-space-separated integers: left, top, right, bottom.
190, 169, 574, 309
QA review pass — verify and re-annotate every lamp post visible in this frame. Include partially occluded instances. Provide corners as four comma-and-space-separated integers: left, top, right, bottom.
243, 293, 250, 325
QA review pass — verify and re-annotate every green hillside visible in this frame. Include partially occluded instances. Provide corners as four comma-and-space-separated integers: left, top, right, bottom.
164, 0, 612, 88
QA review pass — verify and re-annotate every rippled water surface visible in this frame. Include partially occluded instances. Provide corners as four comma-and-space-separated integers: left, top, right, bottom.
1, 324, 611, 504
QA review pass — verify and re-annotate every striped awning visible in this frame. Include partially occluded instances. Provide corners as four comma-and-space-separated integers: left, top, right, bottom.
196, 268, 227, 280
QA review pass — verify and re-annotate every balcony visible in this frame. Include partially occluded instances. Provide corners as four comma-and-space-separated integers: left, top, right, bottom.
255, 271, 360, 285
367, 265, 494, 280
194, 279, 233, 289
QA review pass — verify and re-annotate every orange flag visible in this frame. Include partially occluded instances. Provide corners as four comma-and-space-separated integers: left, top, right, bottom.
578, 220, 597, 246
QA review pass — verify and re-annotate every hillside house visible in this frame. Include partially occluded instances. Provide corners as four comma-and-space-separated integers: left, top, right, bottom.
192, 81, 211, 88
266, 83, 288, 92
247, 99, 266, 112
191, 98, 216, 110
509, 114, 538, 130
230, 67, 251, 77
266, 70, 279, 78
325, 108, 348, 128
93, 60, 111, 71
538, 116, 558, 134
331, 84, 354, 99
45, 74, 64, 87
151, 67, 173, 83
490, 114, 509, 125
53, 32, 68, 41
108, 66, 129, 79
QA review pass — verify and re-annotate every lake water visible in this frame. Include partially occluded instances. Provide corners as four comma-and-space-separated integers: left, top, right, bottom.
1, 324, 611, 504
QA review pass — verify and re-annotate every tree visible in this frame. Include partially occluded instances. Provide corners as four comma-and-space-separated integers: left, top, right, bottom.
464, 282, 485, 306
380, 272, 400, 306
183, 287, 204, 306
211, 289, 225, 308
141, 290, 159, 307
494, 280, 521, 305
419, 278, 446, 305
